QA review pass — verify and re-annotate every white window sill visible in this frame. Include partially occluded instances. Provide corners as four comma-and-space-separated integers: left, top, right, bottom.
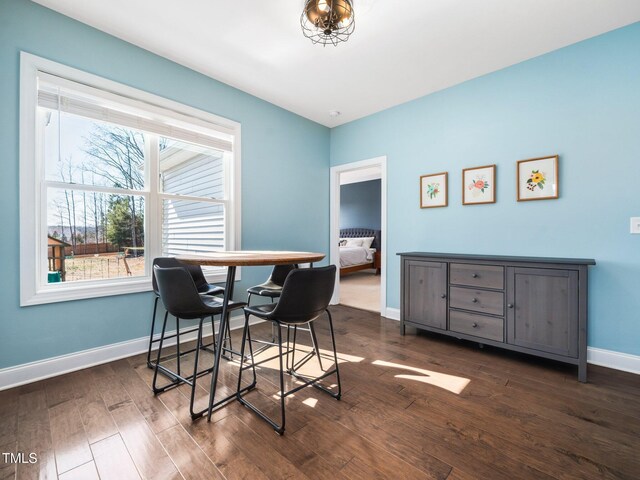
20, 268, 238, 307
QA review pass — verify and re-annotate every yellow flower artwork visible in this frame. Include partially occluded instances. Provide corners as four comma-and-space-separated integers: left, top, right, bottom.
517, 155, 559, 201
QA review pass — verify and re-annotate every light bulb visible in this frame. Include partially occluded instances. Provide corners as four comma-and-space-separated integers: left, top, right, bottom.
339, 15, 352, 27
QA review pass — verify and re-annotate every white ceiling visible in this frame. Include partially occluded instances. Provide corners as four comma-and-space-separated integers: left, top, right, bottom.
32, 0, 640, 127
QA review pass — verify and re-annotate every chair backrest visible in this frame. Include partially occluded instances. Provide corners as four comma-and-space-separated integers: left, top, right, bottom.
152, 257, 182, 295
270, 265, 336, 325
269, 264, 298, 287
183, 262, 214, 294
153, 265, 208, 319
152, 257, 212, 295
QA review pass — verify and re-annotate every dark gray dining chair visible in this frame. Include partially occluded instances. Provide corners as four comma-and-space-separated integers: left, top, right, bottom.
236, 265, 341, 434
148, 257, 232, 371
152, 265, 249, 418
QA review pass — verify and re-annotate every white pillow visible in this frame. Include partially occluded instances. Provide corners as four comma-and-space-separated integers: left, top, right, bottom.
343, 237, 375, 248
361, 236, 375, 249
344, 238, 364, 247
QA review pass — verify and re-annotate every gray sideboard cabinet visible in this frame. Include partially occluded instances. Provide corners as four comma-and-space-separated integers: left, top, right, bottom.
398, 252, 596, 382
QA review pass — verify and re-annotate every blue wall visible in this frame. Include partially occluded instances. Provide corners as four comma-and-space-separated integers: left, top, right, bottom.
330, 23, 640, 356
0, 0, 329, 369
1, 0, 638, 370
340, 180, 381, 230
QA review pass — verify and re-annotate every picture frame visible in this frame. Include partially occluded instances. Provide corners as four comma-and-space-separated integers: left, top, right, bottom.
462, 164, 496, 205
517, 155, 559, 201
420, 172, 448, 208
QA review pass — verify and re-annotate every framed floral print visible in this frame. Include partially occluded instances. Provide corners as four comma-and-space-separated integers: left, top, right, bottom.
463, 164, 496, 205
420, 172, 448, 208
517, 155, 559, 201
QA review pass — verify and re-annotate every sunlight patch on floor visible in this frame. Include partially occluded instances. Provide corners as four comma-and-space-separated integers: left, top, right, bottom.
372, 359, 470, 394
302, 397, 318, 408
232, 343, 362, 380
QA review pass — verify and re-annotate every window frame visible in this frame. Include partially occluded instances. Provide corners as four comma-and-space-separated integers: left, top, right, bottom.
19, 52, 241, 306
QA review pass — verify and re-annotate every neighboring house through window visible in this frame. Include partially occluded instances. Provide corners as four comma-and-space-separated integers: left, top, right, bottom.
20, 53, 241, 306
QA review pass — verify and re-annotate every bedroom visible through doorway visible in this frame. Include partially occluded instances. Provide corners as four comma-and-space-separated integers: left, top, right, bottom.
330, 156, 387, 316
338, 167, 382, 313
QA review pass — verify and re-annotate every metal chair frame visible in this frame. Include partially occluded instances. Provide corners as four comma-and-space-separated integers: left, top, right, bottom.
246, 264, 323, 370
151, 265, 254, 419
147, 258, 235, 376
236, 309, 341, 434
236, 266, 341, 435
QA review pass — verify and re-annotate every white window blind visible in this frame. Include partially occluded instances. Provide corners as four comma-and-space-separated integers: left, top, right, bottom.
38, 72, 233, 152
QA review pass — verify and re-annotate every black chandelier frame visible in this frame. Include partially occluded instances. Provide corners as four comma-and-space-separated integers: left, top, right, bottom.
300, 0, 356, 47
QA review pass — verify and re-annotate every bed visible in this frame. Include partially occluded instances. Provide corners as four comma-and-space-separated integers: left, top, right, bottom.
339, 228, 381, 277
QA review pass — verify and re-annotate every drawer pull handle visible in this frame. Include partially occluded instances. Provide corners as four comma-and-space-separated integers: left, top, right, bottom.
472, 322, 478, 328
472, 298, 478, 303
508, 303, 514, 309
441, 294, 447, 299
472, 273, 479, 278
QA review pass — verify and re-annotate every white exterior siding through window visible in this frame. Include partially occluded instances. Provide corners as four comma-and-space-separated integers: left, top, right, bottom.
161, 144, 227, 257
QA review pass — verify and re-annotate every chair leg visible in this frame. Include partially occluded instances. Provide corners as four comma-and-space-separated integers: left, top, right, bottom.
276, 325, 286, 434
289, 326, 319, 372
290, 325, 298, 372
152, 311, 170, 394
147, 296, 159, 368
175, 317, 181, 376
225, 315, 233, 359
287, 311, 341, 400
308, 322, 324, 371
221, 310, 234, 361
210, 315, 217, 351
153, 312, 216, 395
245, 318, 257, 380
244, 316, 258, 390
237, 312, 341, 434
285, 324, 291, 370
189, 317, 205, 418
326, 309, 342, 399
270, 296, 277, 342
236, 314, 247, 395
236, 311, 257, 398
237, 315, 284, 434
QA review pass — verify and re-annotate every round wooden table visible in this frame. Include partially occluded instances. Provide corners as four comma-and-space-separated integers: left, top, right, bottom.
176, 250, 325, 420
177, 250, 325, 267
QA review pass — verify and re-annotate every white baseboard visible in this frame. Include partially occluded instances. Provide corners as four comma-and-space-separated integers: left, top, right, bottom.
384, 307, 400, 321
382, 309, 639, 375
3, 316, 638, 391
0, 314, 255, 391
587, 347, 640, 375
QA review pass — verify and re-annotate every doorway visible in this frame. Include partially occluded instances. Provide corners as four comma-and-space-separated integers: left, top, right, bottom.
329, 156, 387, 316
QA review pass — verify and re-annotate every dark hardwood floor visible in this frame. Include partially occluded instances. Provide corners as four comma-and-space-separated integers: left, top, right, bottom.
1, 305, 639, 479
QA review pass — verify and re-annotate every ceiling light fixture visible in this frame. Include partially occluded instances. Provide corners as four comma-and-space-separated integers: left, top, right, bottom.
301, 0, 355, 47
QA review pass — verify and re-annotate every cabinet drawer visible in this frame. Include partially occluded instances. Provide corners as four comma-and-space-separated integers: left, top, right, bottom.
450, 263, 504, 290
449, 310, 504, 342
449, 286, 504, 316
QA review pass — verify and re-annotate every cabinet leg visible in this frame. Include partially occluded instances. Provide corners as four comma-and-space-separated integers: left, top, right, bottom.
401, 323, 417, 336
578, 362, 587, 383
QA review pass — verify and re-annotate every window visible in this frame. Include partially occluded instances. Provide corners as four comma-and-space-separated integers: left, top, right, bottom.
20, 53, 241, 306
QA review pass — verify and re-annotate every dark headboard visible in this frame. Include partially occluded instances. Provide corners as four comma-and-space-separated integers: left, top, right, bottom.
340, 228, 381, 250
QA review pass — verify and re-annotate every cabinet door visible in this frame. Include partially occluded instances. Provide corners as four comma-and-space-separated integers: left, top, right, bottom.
507, 267, 578, 357
404, 260, 447, 330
